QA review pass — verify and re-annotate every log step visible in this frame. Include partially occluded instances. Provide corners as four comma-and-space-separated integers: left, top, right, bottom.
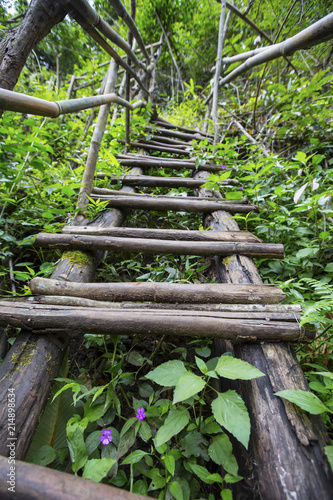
92, 186, 239, 200
152, 118, 214, 138
89, 193, 256, 213
35, 233, 284, 259
146, 125, 209, 142
96, 173, 240, 187
30, 277, 286, 304
61, 226, 262, 242
115, 155, 223, 171
0, 300, 314, 342
119, 140, 192, 156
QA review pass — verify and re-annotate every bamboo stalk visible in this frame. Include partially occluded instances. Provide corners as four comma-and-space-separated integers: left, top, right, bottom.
0, 301, 314, 342
29, 277, 286, 304
152, 119, 212, 138
212, 0, 227, 146
89, 193, 256, 213
0, 88, 143, 117
61, 225, 261, 242
223, 46, 274, 65
146, 125, 207, 142
76, 59, 119, 210
118, 140, 192, 156
68, 0, 148, 72
206, 12, 333, 100
34, 233, 282, 258
91, 186, 238, 199
96, 173, 239, 187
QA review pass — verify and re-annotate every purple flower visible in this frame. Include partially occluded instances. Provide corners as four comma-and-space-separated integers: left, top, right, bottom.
66, 213, 71, 218
136, 407, 146, 421
239, 187, 244, 190
100, 428, 113, 445
221, 165, 226, 170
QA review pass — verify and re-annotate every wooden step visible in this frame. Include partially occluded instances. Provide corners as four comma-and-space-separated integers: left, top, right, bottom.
96, 173, 240, 187
152, 118, 213, 138
35, 233, 284, 259
146, 125, 208, 142
0, 300, 314, 342
115, 153, 224, 171
89, 193, 256, 213
147, 135, 191, 147
92, 186, 238, 200
62, 226, 261, 242
119, 140, 192, 156
30, 277, 286, 304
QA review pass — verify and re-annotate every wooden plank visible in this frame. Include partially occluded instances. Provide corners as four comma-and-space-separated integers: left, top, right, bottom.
0, 455, 150, 500
119, 140, 192, 155
90, 194, 256, 213
29, 277, 286, 304
96, 173, 240, 187
0, 301, 314, 342
152, 118, 213, 138
92, 186, 243, 200
34, 233, 284, 258
61, 226, 262, 242
146, 125, 208, 142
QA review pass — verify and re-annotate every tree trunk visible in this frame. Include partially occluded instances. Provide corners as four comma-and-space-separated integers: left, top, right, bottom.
0, 0, 67, 91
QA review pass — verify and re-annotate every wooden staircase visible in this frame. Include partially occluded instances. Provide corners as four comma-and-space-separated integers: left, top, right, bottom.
0, 117, 332, 500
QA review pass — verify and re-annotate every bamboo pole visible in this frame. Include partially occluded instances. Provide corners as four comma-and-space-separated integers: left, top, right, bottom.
108, 0, 150, 62
0, 301, 314, 342
223, 45, 274, 65
91, 186, 242, 200
67, 0, 148, 72
0, 88, 143, 117
212, 0, 227, 146
155, 10, 185, 94
29, 277, 286, 304
206, 12, 333, 101
76, 59, 118, 210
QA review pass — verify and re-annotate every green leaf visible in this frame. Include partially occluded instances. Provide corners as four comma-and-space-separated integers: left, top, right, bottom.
275, 389, 330, 415
324, 445, 333, 470
169, 480, 184, 500
139, 420, 152, 442
215, 356, 265, 380
122, 450, 147, 465
146, 360, 187, 387
195, 356, 208, 374
208, 434, 238, 475
164, 454, 175, 476
189, 464, 223, 484
67, 426, 88, 473
211, 391, 251, 448
224, 473, 243, 483
30, 444, 56, 466
155, 409, 190, 448
225, 191, 243, 200
82, 458, 116, 482
221, 489, 233, 500
173, 372, 205, 404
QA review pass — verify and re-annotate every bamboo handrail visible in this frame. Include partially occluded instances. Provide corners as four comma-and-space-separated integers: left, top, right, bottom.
205, 12, 333, 103
66, 0, 149, 73
0, 88, 144, 117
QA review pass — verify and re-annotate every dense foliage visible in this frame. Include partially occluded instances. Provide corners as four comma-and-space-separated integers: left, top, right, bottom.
0, 0, 333, 498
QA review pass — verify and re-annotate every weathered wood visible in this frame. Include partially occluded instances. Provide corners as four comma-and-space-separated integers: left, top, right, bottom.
152, 118, 212, 138
0, 454, 150, 500
0, 332, 66, 459
90, 193, 256, 213
2, 295, 303, 314
62, 226, 262, 242
146, 125, 208, 142
119, 140, 192, 156
148, 134, 194, 146
96, 173, 240, 187
29, 277, 286, 304
115, 154, 223, 171
0, 301, 313, 342
194, 170, 333, 498
34, 232, 284, 259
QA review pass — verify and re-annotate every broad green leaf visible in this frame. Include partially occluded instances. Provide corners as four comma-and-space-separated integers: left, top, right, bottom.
275, 389, 330, 414
30, 445, 56, 466
117, 427, 136, 459
67, 426, 88, 473
189, 464, 223, 484
82, 458, 116, 482
146, 360, 187, 387
169, 480, 184, 500
211, 391, 251, 448
122, 450, 147, 465
324, 445, 333, 470
155, 409, 190, 448
221, 489, 233, 500
139, 420, 152, 442
215, 356, 265, 380
208, 434, 238, 475
224, 473, 243, 483
195, 356, 208, 374
164, 454, 175, 475
173, 372, 205, 404
225, 191, 243, 200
